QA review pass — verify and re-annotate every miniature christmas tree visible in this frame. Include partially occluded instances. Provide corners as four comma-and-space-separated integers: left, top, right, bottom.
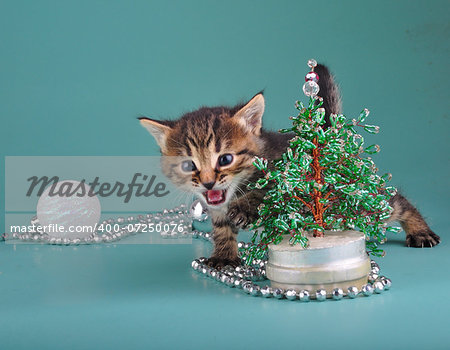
246, 59, 400, 262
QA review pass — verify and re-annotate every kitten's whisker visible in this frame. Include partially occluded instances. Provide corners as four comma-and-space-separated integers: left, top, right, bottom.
169, 188, 190, 209
230, 183, 251, 208
170, 186, 198, 210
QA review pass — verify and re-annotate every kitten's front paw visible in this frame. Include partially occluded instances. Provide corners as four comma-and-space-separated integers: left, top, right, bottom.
406, 230, 440, 248
205, 256, 241, 269
227, 204, 256, 229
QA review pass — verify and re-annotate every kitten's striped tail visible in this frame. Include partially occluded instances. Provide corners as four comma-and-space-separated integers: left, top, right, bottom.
315, 64, 342, 127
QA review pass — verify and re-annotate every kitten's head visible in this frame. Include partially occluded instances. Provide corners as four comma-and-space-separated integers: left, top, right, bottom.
139, 93, 265, 209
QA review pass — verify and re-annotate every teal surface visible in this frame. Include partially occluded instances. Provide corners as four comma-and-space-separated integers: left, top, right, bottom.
1, 1, 449, 349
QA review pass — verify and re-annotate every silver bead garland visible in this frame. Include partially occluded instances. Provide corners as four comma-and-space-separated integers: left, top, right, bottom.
191, 236, 391, 301
192, 238, 391, 301
0, 201, 392, 302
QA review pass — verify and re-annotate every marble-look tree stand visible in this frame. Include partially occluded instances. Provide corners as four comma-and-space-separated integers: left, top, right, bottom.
266, 231, 370, 297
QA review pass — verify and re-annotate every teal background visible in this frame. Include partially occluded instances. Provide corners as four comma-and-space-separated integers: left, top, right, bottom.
1, 0, 449, 349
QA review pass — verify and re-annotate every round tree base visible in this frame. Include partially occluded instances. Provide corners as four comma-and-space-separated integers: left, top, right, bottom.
266, 231, 370, 296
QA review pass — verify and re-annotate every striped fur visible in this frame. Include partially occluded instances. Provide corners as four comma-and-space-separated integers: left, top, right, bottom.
388, 193, 440, 247
140, 64, 440, 268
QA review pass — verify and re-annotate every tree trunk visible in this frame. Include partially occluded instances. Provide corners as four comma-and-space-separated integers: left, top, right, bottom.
312, 135, 325, 237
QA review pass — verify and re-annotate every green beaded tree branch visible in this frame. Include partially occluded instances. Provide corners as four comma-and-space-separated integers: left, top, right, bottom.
245, 97, 401, 262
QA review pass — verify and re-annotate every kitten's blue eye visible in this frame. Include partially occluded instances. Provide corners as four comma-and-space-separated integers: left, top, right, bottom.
181, 160, 197, 172
218, 154, 233, 166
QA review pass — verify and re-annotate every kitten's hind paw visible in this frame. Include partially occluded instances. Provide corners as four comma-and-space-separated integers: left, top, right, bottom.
205, 256, 241, 269
406, 230, 440, 248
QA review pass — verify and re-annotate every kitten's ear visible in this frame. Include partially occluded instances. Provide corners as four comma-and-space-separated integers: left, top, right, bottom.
233, 93, 265, 135
139, 117, 173, 150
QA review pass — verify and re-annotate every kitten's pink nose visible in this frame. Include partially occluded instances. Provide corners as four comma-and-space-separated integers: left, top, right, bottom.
203, 181, 216, 190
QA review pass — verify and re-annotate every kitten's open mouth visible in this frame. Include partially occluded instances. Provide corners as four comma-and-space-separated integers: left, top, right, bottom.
202, 189, 227, 206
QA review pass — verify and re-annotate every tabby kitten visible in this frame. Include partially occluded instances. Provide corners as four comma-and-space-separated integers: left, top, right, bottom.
139, 64, 440, 268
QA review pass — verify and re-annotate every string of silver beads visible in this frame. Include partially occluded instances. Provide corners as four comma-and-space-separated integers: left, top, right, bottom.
192, 246, 391, 301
